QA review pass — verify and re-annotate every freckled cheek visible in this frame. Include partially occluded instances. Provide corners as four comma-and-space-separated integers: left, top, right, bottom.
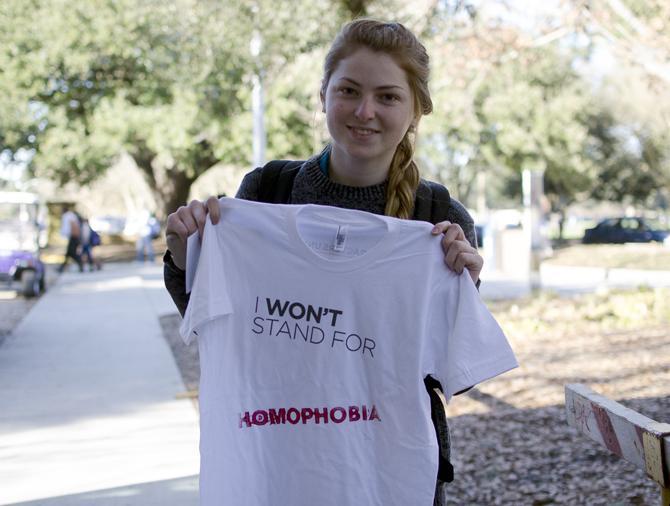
326, 103, 351, 131
328, 102, 349, 117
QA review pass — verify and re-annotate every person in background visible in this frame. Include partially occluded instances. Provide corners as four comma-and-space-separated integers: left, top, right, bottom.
57, 204, 83, 273
80, 217, 102, 271
136, 211, 159, 263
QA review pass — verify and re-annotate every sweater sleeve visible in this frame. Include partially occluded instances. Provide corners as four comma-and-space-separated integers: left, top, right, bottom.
235, 167, 262, 200
445, 198, 477, 249
163, 250, 190, 317
162, 167, 262, 317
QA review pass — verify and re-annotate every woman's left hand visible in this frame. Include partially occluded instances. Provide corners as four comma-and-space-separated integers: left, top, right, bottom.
431, 221, 483, 285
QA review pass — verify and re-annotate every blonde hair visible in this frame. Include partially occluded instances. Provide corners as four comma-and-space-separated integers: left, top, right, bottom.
321, 19, 433, 219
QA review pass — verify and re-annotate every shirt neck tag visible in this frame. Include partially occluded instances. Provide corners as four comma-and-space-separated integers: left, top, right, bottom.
333, 225, 348, 252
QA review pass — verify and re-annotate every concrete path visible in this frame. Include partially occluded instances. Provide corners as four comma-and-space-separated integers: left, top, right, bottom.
0, 263, 199, 505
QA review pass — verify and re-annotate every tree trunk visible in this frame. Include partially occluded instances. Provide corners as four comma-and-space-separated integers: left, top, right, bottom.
129, 144, 197, 221
158, 170, 195, 219
127, 136, 229, 220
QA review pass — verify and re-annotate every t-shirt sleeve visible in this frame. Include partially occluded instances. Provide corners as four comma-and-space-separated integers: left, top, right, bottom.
179, 219, 233, 344
426, 272, 518, 400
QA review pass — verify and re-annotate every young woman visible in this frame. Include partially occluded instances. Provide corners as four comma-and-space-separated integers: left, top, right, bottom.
165, 19, 486, 505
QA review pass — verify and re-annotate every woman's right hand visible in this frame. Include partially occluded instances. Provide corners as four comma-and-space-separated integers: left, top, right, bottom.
165, 196, 221, 271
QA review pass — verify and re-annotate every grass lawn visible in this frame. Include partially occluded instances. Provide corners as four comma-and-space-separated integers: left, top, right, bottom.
544, 243, 670, 270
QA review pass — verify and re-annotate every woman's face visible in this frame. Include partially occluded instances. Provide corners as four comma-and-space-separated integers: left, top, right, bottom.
322, 47, 415, 173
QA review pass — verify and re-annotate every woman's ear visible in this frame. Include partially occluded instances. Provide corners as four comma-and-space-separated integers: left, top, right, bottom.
320, 91, 326, 113
408, 116, 420, 133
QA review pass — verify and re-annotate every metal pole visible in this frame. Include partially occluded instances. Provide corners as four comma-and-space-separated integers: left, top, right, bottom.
250, 31, 266, 168
522, 168, 545, 290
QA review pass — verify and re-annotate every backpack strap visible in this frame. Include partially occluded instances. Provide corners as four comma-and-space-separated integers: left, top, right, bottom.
424, 375, 454, 484
413, 179, 451, 224
258, 160, 304, 203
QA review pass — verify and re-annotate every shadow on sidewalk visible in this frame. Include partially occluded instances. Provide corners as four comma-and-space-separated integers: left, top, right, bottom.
11, 475, 198, 506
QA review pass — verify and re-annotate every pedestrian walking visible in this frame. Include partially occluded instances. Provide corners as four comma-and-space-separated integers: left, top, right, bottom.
80, 217, 102, 271
57, 204, 83, 273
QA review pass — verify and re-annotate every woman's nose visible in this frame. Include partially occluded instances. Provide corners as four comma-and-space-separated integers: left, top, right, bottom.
354, 97, 375, 121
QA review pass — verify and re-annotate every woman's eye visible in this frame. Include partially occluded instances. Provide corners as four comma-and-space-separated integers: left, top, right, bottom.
380, 94, 400, 103
338, 87, 357, 96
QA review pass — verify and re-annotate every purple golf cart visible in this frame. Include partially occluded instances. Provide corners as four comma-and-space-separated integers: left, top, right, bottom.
0, 192, 47, 298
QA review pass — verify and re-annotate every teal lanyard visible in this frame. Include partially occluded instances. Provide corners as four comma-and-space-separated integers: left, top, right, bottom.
319, 150, 329, 177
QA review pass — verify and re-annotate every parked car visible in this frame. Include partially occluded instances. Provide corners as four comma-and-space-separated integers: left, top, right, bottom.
89, 215, 126, 237
582, 217, 669, 244
0, 192, 47, 297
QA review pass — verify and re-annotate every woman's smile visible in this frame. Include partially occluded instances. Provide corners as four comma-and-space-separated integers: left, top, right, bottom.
347, 125, 381, 139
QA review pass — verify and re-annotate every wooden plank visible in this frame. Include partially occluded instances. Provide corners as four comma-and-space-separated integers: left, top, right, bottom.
565, 383, 670, 488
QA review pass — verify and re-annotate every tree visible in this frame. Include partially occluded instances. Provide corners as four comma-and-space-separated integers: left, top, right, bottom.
0, 0, 339, 218
566, 0, 670, 92
561, 0, 670, 210
584, 110, 669, 210
419, 0, 670, 235
421, 6, 597, 219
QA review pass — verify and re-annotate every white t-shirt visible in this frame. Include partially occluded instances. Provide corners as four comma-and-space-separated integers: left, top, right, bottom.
181, 197, 517, 506
60, 210, 78, 239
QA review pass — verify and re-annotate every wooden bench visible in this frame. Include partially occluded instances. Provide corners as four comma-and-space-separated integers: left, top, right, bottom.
565, 383, 670, 506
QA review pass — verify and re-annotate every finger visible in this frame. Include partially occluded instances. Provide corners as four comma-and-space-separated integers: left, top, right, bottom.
165, 219, 190, 243
166, 209, 194, 242
165, 230, 182, 247
451, 250, 479, 273
447, 249, 483, 282
441, 223, 466, 244
206, 196, 221, 225
444, 236, 478, 266
165, 232, 185, 259
440, 230, 468, 259
186, 200, 209, 238
444, 242, 468, 273
165, 215, 191, 270
173, 208, 198, 240
458, 252, 484, 283
431, 220, 451, 235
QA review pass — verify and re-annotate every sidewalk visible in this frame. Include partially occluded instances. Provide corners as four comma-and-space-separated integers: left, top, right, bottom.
0, 262, 199, 505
